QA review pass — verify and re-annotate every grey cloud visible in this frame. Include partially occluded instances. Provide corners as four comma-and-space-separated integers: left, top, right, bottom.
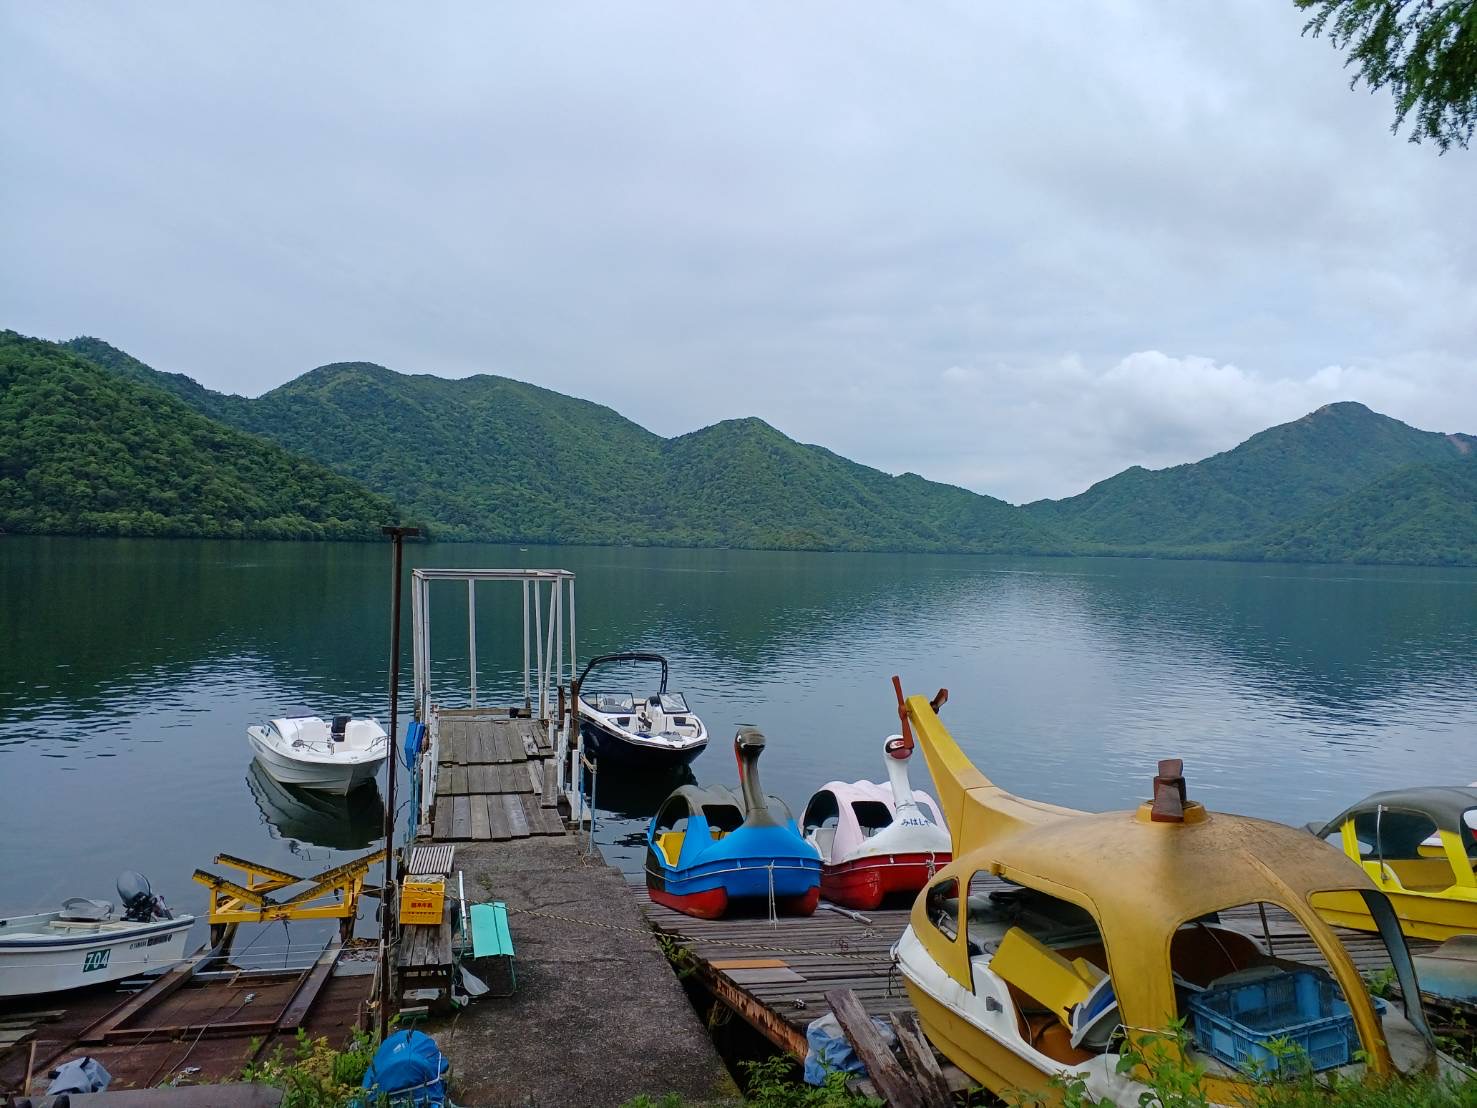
2, 2, 1473, 504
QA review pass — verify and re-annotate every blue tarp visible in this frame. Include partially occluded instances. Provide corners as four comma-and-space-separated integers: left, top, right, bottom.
803, 1013, 895, 1085
358, 1029, 450, 1107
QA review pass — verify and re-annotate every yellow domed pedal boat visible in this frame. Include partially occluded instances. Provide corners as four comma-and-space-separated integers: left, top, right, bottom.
888, 678, 1442, 1105
1306, 786, 1477, 944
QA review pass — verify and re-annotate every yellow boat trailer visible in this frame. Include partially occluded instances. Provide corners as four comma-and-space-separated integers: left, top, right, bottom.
193, 848, 385, 948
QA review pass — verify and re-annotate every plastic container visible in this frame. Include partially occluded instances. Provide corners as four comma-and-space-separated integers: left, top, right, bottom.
1187, 968, 1380, 1074
399, 876, 446, 925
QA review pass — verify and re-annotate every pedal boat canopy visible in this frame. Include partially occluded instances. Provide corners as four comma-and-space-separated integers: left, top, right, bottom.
1308, 786, 1477, 943
893, 689, 1437, 1103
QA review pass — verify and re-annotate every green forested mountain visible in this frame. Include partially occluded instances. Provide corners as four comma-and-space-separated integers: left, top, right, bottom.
0, 332, 398, 539
1024, 402, 1475, 553
1256, 456, 1477, 566
13, 333, 1477, 566
658, 417, 1056, 551
60, 339, 1055, 553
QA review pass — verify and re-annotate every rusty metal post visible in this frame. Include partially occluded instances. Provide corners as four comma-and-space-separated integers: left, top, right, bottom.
379, 525, 419, 1041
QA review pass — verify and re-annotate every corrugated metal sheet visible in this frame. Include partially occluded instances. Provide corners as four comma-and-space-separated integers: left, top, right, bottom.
408, 844, 455, 876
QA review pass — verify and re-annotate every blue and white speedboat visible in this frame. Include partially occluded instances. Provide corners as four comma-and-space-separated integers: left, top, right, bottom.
644, 727, 821, 919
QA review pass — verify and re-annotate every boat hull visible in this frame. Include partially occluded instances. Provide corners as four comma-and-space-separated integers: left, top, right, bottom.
646, 856, 822, 919
0, 916, 194, 998
821, 853, 951, 911
249, 730, 384, 795
647, 879, 820, 920
581, 719, 706, 769
1314, 888, 1477, 943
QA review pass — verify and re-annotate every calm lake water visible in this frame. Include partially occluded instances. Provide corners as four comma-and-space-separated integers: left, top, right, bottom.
3, 536, 1475, 947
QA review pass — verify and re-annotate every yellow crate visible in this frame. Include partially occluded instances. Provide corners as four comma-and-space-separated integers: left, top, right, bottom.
400, 877, 446, 926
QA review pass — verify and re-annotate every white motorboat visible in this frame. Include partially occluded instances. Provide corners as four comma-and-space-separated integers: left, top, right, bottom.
0, 872, 193, 998
247, 714, 388, 794
574, 653, 708, 768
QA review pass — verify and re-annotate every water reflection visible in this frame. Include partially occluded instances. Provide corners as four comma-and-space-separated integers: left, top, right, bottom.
246, 761, 384, 853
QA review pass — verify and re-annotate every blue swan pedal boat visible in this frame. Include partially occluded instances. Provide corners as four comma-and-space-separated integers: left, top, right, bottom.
645, 726, 821, 919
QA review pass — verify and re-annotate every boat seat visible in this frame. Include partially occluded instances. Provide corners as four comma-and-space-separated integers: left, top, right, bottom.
655, 831, 685, 866
812, 826, 837, 862
991, 926, 1104, 1027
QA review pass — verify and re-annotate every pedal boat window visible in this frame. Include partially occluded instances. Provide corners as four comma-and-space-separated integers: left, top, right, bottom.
889, 690, 1437, 1105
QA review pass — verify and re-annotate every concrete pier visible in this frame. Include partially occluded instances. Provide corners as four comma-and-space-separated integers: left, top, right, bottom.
426, 836, 735, 1107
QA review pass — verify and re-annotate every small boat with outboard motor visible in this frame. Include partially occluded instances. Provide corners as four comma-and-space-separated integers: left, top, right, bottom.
574, 653, 708, 767
802, 735, 951, 910
645, 726, 821, 919
247, 714, 388, 794
0, 872, 193, 998
888, 677, 1442, 1105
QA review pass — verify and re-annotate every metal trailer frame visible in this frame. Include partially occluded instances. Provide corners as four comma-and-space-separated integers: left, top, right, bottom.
409, 568, 578, 829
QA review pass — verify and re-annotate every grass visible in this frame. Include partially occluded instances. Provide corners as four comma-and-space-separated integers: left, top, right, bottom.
1005, 1020, 1477, 1108
239, 1027, 380, 1108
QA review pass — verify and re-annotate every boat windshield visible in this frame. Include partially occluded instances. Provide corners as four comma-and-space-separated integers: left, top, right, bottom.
659, 692, 689, 713
586, 692, 635, 713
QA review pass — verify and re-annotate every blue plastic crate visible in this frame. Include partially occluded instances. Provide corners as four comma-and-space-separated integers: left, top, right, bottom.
1187, 969, 1380, 1075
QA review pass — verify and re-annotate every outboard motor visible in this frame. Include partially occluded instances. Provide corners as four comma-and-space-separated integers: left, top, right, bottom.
117, 871, 172, 922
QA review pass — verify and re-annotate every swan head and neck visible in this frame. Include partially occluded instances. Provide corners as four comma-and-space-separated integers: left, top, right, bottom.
883, 734, 929, 823
734, 725, 782, 827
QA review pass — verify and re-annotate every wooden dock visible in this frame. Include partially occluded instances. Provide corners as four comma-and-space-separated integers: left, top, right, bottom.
638, 887, 1437, 1074
428, 709, 565, 841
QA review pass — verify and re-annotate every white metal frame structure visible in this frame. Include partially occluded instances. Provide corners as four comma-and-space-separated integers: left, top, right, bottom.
409, 568, 577, 828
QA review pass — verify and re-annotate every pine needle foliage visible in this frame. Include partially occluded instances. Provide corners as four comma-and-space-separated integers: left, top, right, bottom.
1297, 0, 1477, 151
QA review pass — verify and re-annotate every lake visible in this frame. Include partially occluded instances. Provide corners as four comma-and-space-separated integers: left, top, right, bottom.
3, 536, 1474, 947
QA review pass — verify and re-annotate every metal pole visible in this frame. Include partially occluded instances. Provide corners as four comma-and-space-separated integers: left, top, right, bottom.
533, 580, 545, 720
550, 580, 562, 751
378, 525, 419, 1042
467, 579, 477, 709
543, 582, 556, 722
522, 580, 531, 713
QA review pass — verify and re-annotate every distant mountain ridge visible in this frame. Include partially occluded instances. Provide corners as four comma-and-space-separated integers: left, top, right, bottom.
0, 332, 396, 539
5, 332, 1471, 566
1023, 401, 1476, 554
58, 337, 1052, 553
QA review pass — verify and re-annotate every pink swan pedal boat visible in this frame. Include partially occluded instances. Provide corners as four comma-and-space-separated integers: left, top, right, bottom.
801, 736, 952, 910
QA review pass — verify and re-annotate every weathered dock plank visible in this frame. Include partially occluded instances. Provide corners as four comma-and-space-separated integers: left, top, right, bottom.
428, 707, 565, 843
505, 793, 531, 838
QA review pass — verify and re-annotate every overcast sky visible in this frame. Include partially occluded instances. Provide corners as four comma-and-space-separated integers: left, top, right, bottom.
3, 3, 1473, 503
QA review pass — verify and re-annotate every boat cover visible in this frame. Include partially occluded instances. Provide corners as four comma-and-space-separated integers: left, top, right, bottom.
358, 1029, 450, 1107
1313, 787, 1477, 846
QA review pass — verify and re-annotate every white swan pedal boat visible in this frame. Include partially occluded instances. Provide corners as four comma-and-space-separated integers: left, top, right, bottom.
0, 872, 193, 998
247, 714, 388, 795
